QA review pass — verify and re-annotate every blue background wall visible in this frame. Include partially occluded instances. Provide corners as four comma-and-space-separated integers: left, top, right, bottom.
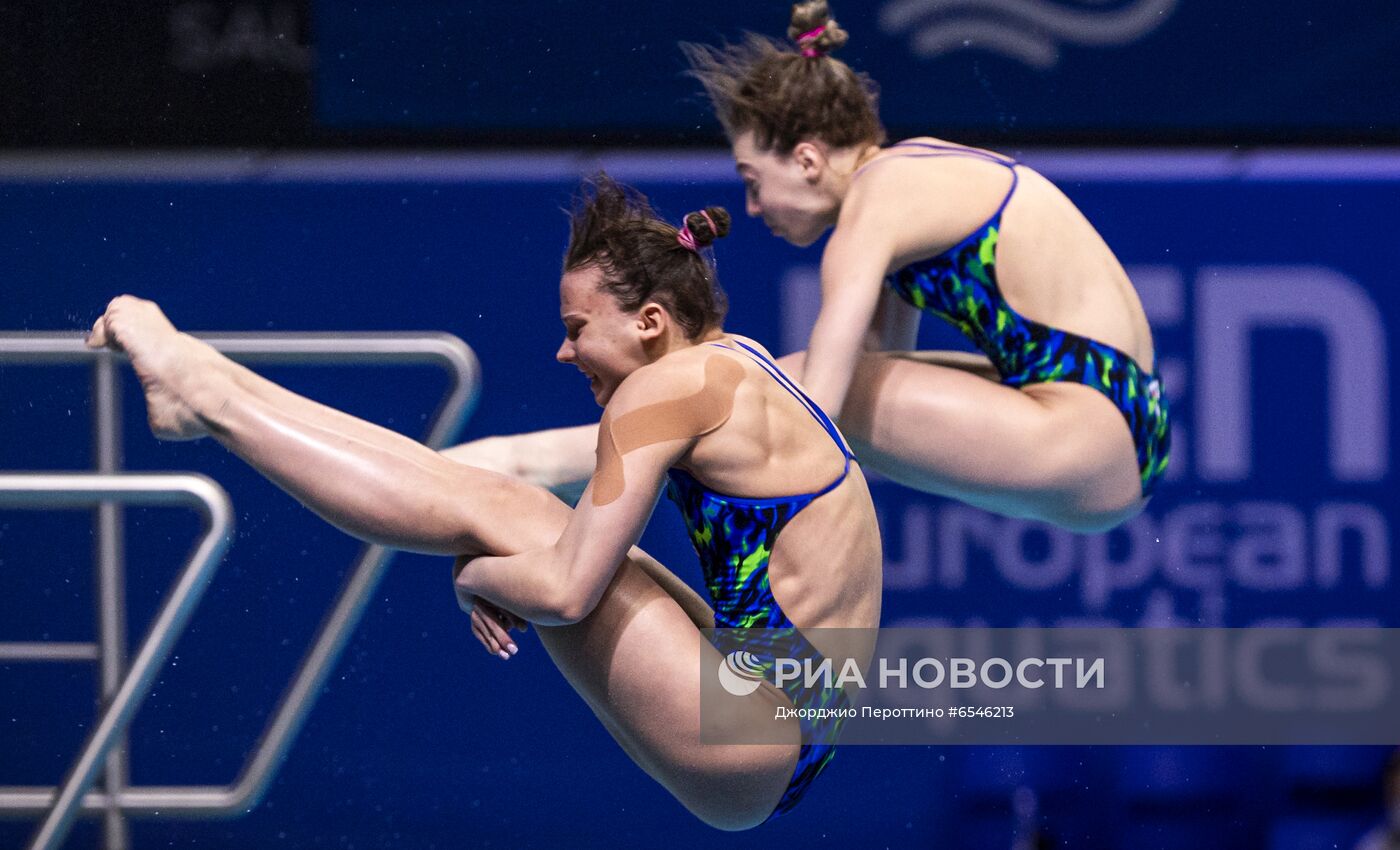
8, 1, 1400, 147
1, 150, 1397, 847
316, 1, 1400, 140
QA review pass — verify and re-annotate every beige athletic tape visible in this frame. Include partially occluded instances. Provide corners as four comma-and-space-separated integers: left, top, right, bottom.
592, 355, 745, 507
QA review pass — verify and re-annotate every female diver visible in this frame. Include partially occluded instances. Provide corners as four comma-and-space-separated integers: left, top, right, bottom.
87, 175, 881, 828
448, 2, 1170, 534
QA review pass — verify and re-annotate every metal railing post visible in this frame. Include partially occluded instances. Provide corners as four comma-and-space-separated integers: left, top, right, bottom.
92, 351, 130, 850
0, 475, 234, 850
0, 331, 480, 846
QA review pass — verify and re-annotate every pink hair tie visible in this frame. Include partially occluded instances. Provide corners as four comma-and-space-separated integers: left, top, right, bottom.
796, 24, 827, 57
677, 210, 717, 253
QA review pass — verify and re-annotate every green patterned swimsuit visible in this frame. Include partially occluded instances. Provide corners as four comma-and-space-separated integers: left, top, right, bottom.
666, 339, 855, 820
876, 141, 1170, 494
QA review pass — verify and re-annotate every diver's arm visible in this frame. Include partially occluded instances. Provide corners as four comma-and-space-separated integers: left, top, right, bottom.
454, 362, 715, 624
441, 423, 599, 504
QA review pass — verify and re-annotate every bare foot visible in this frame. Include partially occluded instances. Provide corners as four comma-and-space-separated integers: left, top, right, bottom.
87, 296, 227, 441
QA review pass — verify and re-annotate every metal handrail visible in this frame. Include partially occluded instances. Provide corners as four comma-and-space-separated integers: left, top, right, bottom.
0, 474, 234, 850
0, 332, 481, 848
0, 333, 481, 441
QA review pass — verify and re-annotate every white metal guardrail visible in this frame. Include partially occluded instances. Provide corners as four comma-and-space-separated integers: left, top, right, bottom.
0, 474, 234, 850
0, 332, 481, 850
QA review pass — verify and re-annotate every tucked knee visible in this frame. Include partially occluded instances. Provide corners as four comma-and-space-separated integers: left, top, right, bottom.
680, 792, 773, 832
667, 743, 798, 831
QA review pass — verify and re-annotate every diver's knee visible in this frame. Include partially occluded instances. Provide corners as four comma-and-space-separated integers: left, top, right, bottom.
681, 794, 773, 832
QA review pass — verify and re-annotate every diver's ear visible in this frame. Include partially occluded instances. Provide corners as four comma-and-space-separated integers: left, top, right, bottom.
793, 141, 826, 182
636, 302, 669, 341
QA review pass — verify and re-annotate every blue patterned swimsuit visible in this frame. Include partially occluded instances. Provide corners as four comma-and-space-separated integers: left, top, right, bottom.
875, 141, 1171, 495
665, 339, 856, 820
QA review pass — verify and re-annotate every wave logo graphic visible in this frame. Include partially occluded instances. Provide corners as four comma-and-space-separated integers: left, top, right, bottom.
717, 650, 768, 696
879, 0, 1178, 69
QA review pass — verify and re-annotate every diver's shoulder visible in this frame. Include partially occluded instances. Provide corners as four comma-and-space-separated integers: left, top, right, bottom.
609, 345, 724, 407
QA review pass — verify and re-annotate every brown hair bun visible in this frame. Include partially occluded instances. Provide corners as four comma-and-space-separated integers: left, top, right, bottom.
683, 206, 731, 248
788, 1, 850, 55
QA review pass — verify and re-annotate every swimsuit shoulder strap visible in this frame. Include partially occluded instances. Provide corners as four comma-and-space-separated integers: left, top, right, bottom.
713, 340, 855, 466
853, 141, 1019, 215
854, 140, 1017, 176
888, 140, 1017, 164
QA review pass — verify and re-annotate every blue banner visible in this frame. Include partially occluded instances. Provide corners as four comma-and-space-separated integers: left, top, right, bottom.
316, 1, 1400, 140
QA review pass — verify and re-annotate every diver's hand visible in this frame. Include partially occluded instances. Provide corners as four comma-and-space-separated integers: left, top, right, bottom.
453, 555, 527, 660
471, 597, 526, 661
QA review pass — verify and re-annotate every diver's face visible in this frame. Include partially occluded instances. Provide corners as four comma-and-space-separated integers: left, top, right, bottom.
555, 264, 647, 406
731, 130, 834, 248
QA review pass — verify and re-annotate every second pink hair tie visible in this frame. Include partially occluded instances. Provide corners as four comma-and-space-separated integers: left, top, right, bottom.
796, 25, 827, 57
677, 210, 717, 253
